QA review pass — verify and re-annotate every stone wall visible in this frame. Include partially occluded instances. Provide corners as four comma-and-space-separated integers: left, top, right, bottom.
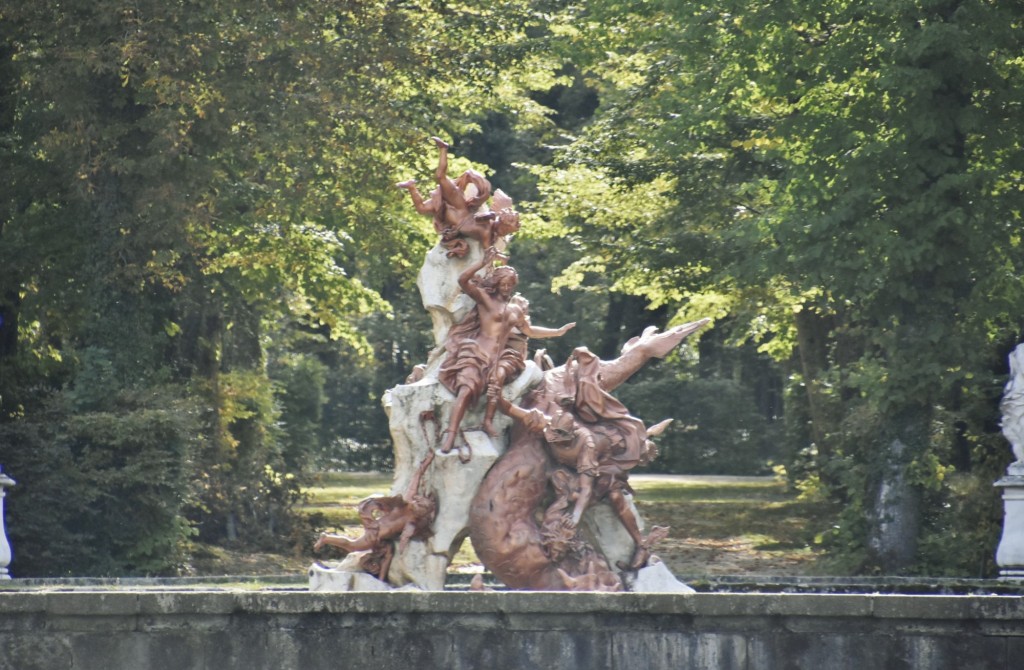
1, 590, 1022, 669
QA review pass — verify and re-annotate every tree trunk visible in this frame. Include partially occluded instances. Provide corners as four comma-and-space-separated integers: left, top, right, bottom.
793, 307, 835, 454
866, 406, 929, 572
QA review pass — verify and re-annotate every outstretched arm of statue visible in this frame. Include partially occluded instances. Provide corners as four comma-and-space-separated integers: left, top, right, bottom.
497, 396, 550, 434
314, 528, 380, 554
571, 473, 594, 528
395, 179, 435, 215
521, 320, 576, 339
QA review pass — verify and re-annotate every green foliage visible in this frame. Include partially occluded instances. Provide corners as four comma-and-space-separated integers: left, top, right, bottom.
0, 381, 198, 576
274, 354, 328, 472
0, 0, 566, 574
618, 375, 776, 476
4, 0, 1020, 580
910, 379, 1012, 577
306, 287, 435, 472
533, 0, 1024, 573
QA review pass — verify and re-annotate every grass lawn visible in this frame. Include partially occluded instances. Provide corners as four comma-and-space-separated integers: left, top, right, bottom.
629, 475, 834, 576
299, 472, 835, 577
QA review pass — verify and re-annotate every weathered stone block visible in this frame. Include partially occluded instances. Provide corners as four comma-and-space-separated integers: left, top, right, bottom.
893, 634, 1008, 670
453, 630, 612, 670
611, 631, 748, 670
0, 634, 73, 670
295, 627, 455, 670
872, 594, 975, 620
768, 632, 893, 670
1, 591, 1023, 669
137, 591, 237, 617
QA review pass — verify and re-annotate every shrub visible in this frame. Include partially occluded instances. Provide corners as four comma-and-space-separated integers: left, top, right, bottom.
0, 386, 198, 576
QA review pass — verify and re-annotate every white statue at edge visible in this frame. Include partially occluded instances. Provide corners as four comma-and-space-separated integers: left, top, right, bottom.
1000, 343, 1024, 467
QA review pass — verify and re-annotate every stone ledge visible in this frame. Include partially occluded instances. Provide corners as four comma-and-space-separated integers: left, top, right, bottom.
2, 591, 1021, 670
2, 591, 1023, 621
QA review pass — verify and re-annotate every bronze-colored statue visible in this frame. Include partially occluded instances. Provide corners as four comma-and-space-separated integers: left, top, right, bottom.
506, 401, 671, 570
397, 137, 520, 258
437, 245, 574, 460
557, 559, 624, 592
469, 320, 709, 590
314, 453, 437, 581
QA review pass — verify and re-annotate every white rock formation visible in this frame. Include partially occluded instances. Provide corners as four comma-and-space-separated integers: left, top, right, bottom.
579, 499, 643, 572
382, 357, 543, 589
416, 242, 480, 346
624, 560, 696, 594
309, 556, 393, 592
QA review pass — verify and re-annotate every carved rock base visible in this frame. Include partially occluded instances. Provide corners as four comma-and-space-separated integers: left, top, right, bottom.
380, 359, 543, 589
384, 540, 451, 591
579, 499, 643, 572
623, 560, 696, 594
309, 562, 395, 592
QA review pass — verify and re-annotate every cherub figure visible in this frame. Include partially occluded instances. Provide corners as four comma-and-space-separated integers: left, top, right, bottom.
314, 452, 437, 580
438, 246, 575, 460
396, 137, 520, 258
455, 189, 521, 257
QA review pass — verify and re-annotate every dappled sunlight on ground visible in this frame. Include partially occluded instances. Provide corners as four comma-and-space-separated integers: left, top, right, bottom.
655, 536, 821, 577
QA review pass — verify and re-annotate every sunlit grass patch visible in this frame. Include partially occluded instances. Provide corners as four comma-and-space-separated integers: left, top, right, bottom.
299, 505, 361, 528
304, 472, 393, 501
629, 478, 789, 504
299, 472, 394, 529
626, 476, 836, 575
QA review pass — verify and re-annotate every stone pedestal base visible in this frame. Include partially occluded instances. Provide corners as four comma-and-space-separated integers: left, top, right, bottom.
309, 560, 425, 592
994, 464, 1024, 580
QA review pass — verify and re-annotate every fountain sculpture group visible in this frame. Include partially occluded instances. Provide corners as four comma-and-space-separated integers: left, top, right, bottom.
309, 138, 708, 592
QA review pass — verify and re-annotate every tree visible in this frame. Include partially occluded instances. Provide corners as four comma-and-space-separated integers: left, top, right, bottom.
0, 0, 567, 574
537, 0, 1024, 572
